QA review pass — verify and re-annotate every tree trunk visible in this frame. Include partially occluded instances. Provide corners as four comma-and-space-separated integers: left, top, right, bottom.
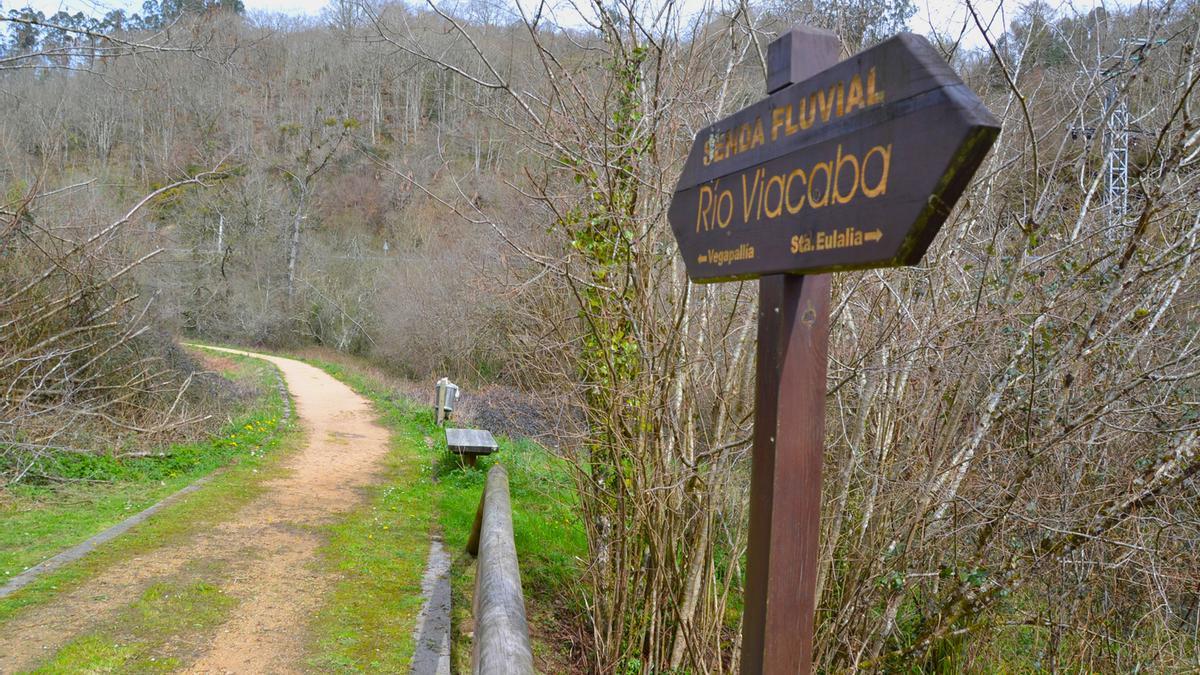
287, 187, 305, 302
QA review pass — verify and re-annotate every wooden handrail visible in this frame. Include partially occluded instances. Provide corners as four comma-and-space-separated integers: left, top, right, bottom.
466, 464, 533, 674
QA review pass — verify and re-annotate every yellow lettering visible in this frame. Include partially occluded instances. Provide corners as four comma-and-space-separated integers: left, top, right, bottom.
808, 161, 832, 208
818, 86, 836, 123
844, 75, 865, 114
785, 168, 807, 214
741, 170, 761, 223
771, 108, 786, 141
717, 185, 733, 228
700, 142, 891, 232
696, 184, 713, 231
752, 118, 765, 149
867, 67, 884, 105
756, 168, 767, 220
799, 97, 817, 130
764, 174, 786, 219
862, 144, 892, 198
833, 144, 859, 205
786, 103, 801, 135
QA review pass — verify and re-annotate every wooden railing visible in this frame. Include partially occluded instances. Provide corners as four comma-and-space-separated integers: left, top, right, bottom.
466, 464, 533, 674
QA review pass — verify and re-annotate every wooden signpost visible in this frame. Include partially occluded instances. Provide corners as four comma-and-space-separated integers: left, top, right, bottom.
669, 30, 999, 282
665, 26, 999, 673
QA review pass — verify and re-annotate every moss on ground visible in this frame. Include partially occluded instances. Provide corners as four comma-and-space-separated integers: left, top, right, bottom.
27, 567, 240, 673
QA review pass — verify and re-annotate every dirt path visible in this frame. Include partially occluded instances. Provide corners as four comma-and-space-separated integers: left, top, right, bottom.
0, 348, 393, 673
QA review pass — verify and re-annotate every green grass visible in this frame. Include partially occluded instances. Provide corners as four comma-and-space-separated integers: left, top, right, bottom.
1, 347, 586, 671
437, 435, 586, 672
27, 566, 239, 673
0, 350, 298, 625
302, 358, 587, 672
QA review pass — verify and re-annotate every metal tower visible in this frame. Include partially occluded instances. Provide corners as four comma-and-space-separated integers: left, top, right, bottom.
1103, 89, 1130, 220
1071, 37, 1165, 225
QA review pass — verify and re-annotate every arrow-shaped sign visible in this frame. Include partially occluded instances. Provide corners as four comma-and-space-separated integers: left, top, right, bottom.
667, 33, 999, 282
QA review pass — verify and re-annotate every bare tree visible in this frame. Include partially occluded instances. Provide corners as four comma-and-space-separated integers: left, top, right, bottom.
0, 169, 227, 483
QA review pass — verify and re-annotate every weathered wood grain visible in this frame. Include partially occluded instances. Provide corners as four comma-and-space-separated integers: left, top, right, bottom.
742, 28, 839, 675
445, 428, 499, 456
467, 465, 533, 675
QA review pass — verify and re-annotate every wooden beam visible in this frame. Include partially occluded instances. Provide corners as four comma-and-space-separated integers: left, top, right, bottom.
468, 465, 533, 675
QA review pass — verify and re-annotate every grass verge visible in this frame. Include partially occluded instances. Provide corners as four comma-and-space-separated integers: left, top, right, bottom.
302, 357, 587, 672
0, 350, 298, 625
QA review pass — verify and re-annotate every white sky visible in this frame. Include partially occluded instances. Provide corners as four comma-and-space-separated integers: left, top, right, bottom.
15, 0, 1116, 50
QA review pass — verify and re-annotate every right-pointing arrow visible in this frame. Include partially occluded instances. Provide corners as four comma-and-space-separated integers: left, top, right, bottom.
667, 33, 999, 282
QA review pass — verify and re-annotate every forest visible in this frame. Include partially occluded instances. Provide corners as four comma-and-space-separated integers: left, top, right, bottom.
1, 0, 1199, 671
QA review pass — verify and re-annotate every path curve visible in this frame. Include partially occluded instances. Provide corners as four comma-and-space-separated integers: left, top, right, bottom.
0, 347, 393, 673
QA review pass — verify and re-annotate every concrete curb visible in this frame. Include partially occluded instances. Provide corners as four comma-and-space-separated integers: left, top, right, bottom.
410, 536, 452, 675
0, 476, 213, 599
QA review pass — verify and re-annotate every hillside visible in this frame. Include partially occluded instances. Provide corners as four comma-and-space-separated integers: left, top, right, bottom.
2, 0, 1199, 670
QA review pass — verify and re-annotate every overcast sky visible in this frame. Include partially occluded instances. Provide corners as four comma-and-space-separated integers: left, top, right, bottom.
16, 0, 1113, 50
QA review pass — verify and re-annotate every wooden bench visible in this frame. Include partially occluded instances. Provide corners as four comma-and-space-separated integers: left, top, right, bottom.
445, 428, 498, 467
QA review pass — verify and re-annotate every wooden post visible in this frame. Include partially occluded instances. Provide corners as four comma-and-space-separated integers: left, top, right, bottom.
666, 20, 997, 674
740, 27, 841, 675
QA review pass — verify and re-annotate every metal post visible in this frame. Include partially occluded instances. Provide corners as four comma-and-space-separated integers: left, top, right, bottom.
741, 27, 840, 675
